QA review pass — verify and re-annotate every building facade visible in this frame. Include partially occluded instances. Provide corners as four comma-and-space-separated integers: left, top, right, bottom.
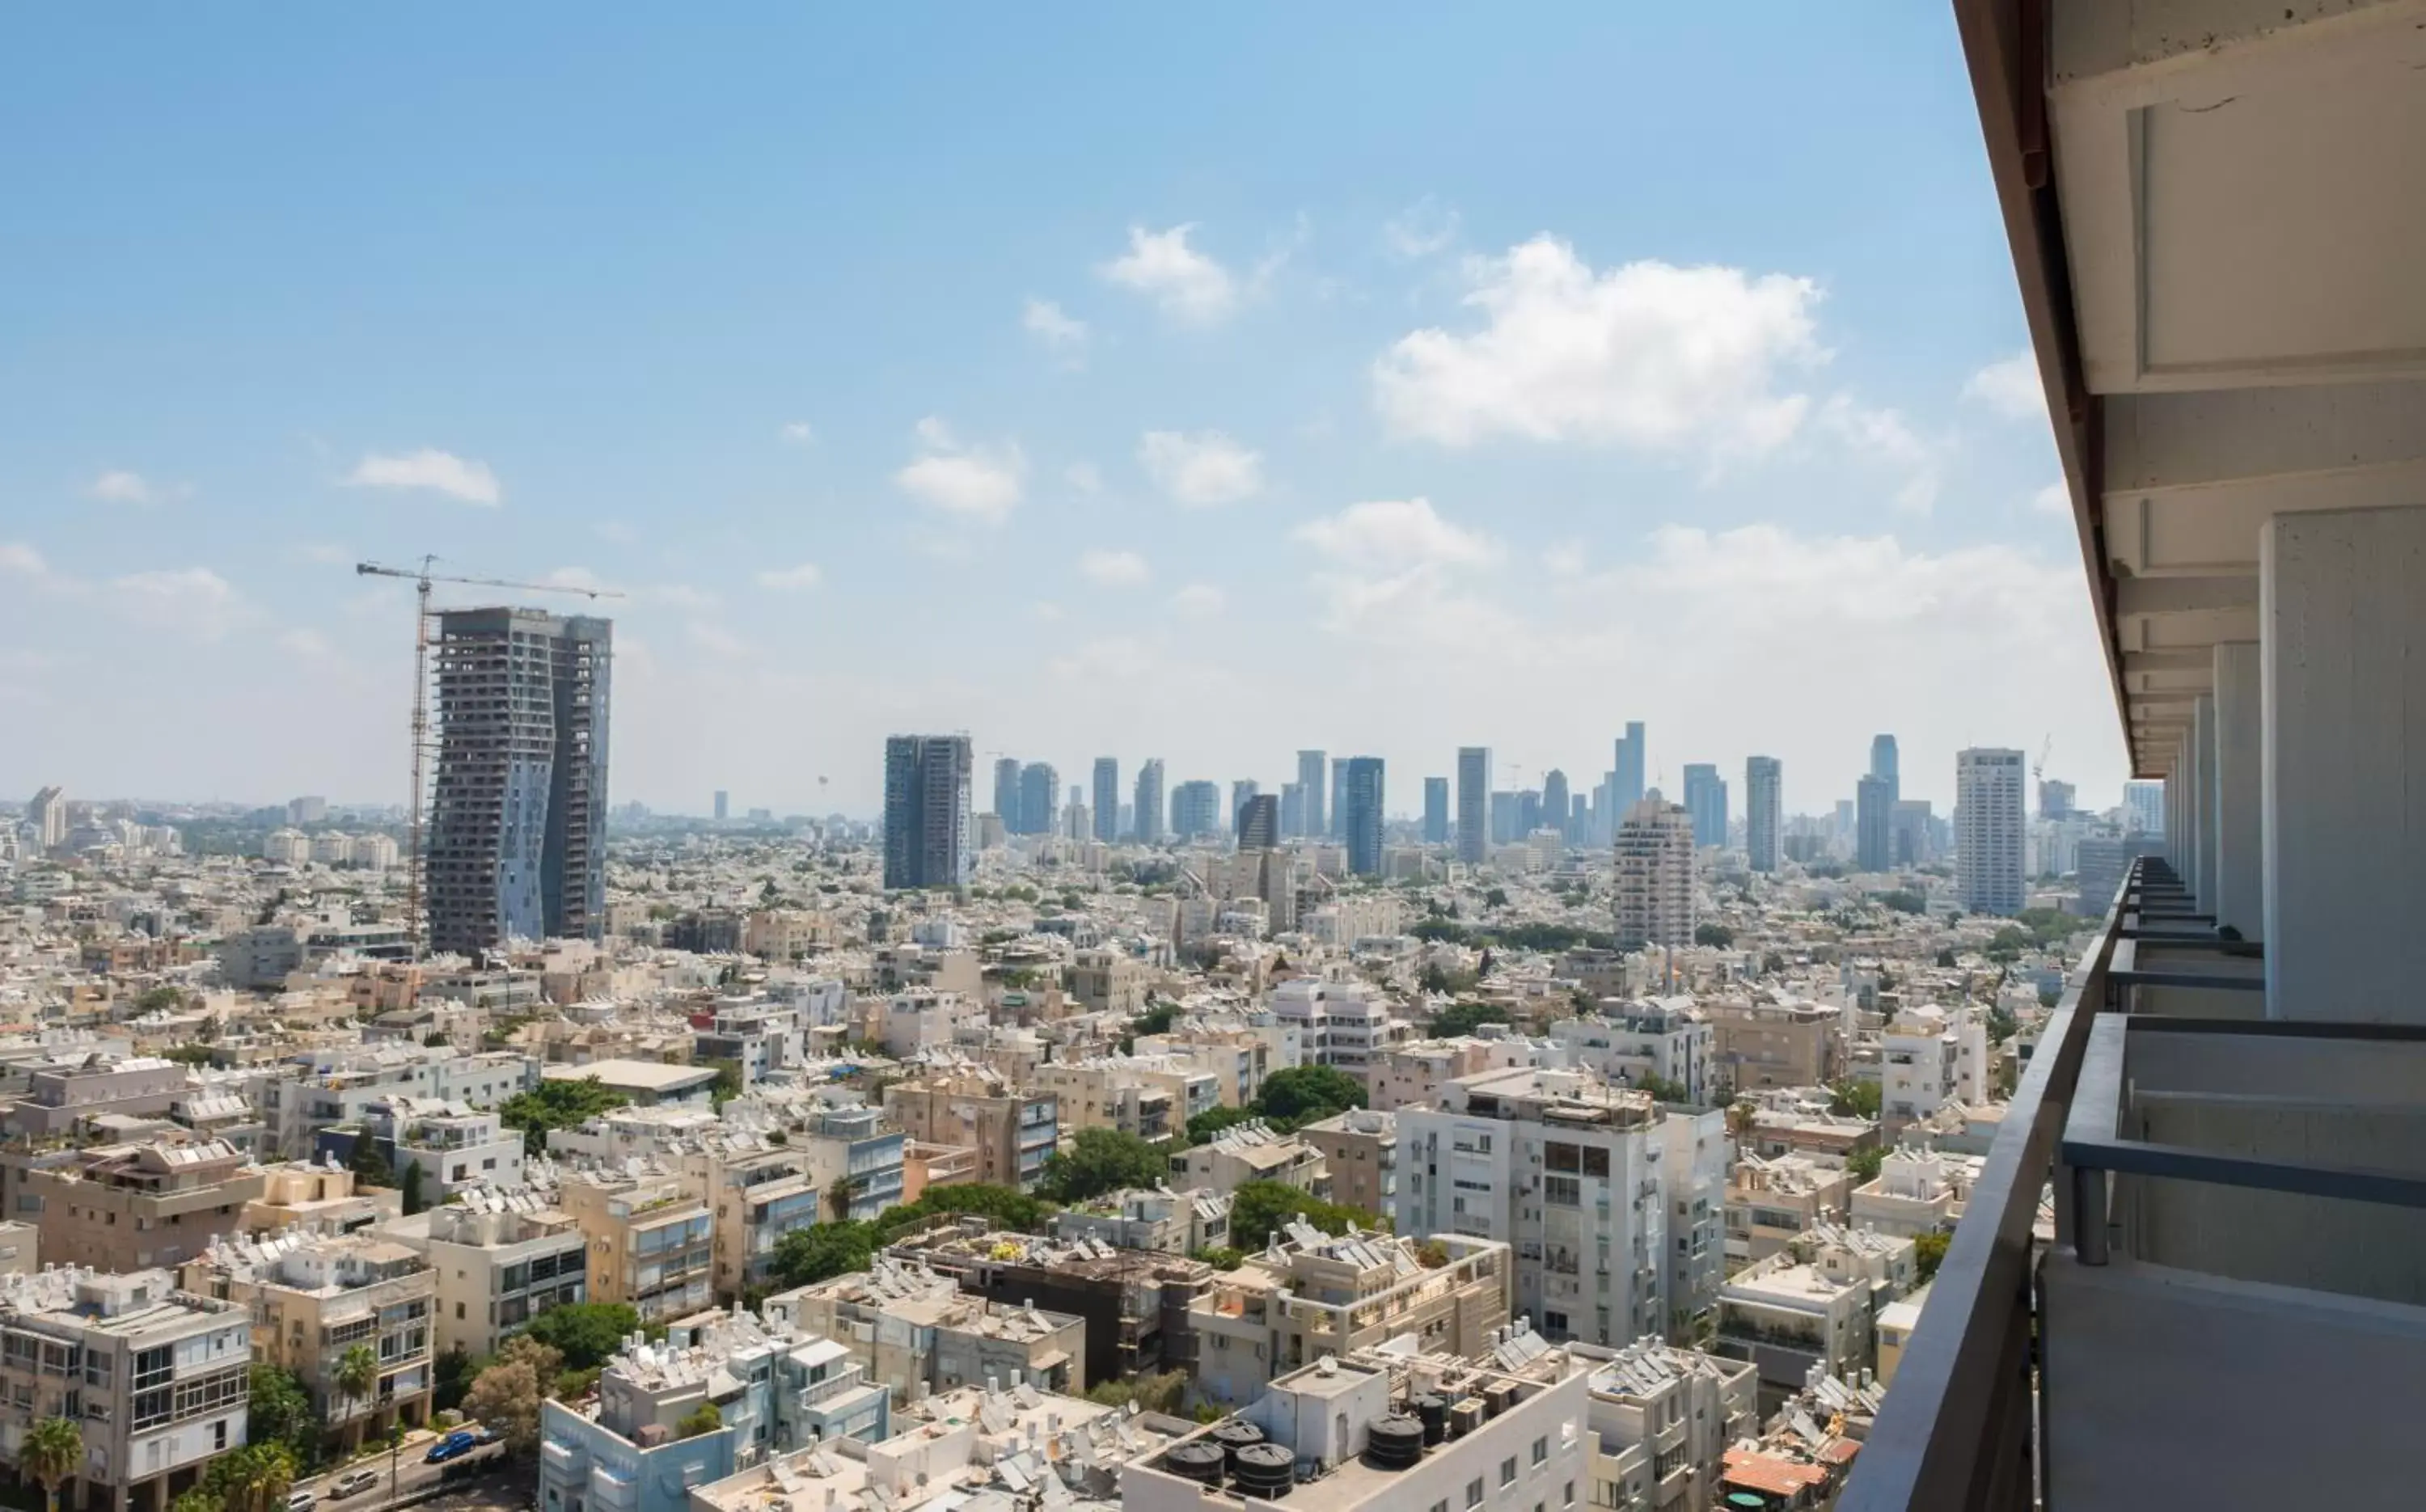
884, 735, 975, 890
1744, 757, 1781, 874
1955, 747, 2027, 914
1341, 756, 1385, 876
1456, 746, 1491, 865
1612, 800, 1697, 951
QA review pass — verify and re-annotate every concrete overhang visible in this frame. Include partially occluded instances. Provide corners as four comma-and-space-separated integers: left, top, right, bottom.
1954, 0, 2426, 776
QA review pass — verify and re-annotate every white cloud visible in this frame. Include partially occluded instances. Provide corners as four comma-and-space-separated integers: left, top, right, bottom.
539, 565, 610, 593
109, 568, 248, 639
756, 562, 823, 590
1137, 430, 1264, 506
1963, 351, 2048, 421
2032, 480, 2073, 517
1080, 549, 1152, 587
650, 583, 720, 610
0, 543, 49, 577
686, 621, 751, 658
894, 418, 1025, 524
88, 470, 167, 505
278, 627, 340, 662
1065, 462, 1103, 495
1293, 498, 1501, 572
1098, 225, 1240, 325
780, 421, 818, 446
1371, 237, 1824, 457
1543, 541, 1587, 577
1818, 397, 1942, 516
1022, 298, 1089, 359
1171, 584, 1225, 618
1384, 196, 1461, 259
342, 448, 502, 505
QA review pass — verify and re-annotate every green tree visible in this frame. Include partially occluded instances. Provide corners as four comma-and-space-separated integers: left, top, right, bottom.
1633, 1073, 1689, 1104
676, 1403, 724, 1440
1186, 1104, 1257, 1146
345, 1136, 394, 1189
22, 1417, 82, 1512
1482, 887, 1509, 910
1845, 1146, 1887, 1182
247, 1363, 317, 1465
203, 1441, 300, 1512
1129, 1002, 1179, 1039
1085, 1371, 1187, 1414
336, 1344, 379, 1445
1227, 1180, 1382, 1251
1191, 1246, 1245, 1270
1429, 1001, 1513, 1038
1253, 1066, 1367, 1127
1913, 1229, 1951, 1284
518, 1302, 641, 1371
1828, 1079, 1883, 1121
400, 1160, 426, 1215
1039, 1128, 1169, 1203
134, 985, 184, 1012
499, 1077, 632, 1155
1693, 922, 1735, 948
1934, 947, 1959, 968
768, 1222, 877, 1288
871, 1182, 1051, 1238
463, 1351, 547, 1458
1875, 890, 1927, 915
433, 1349, 480, 1415
1984, 1007, 2019, 1045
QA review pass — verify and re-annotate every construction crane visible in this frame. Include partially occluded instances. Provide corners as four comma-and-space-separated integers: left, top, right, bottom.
354, 557, 623, 958
2033, 733, 2053, 788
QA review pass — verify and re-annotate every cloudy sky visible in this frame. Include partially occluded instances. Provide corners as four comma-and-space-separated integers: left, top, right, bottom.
0, 5, 2117, 819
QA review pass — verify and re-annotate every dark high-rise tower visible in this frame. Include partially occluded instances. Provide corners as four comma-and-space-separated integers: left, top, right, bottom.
1018, 762, 1058, 837
1342, 757, 1386, 876
1456, 747, 1491, 864
1746, 755, 1783, 873
1092, 758, 1120, 843
991, 758, 1021, 826
1857, 773, 1895, 872
884, 735, 974, 890
1541, 769, 1570, 841
1614, 722, 1646, 813
1682, 762, 1727, 848
427, 607, 611, 954
1423, 777, 1450, 844
1237, 793, 1280, 851
1295, 750, 1327, 838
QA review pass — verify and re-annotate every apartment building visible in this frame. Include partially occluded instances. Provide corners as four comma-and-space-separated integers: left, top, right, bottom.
1582, 1338, 1758, 1512
693, 999, 808, 1087
1051, 1186, 1232, 1256
1189, 1230, 1511, 1407
1549, 1000, 1714, 1104
184, 1231, 437, 1438
1714, 1225, 1913, 1400
4, 1055, 191, 1139
1369, 1038, 1495, 1113
1847, 1148, 1976, 1240
1877, 1006, 1988, 1134
0, 1268, 251, 1512
883, 1229, 1213, 1387
1068, 948, 1149, 1017
771, 1259, 1087, 1400
1267, 978, 1414, 1085
1724, 1155, 1857, 1265
558, 1168, 715, 1324
1397, 1067, 1726, 1349
1129, 1024, 1279, 1109
8, 1136, 265, 1271
241, 1164, 395, 1235
1704, 997, 1841, 1092
543, 1059, 720, 1109
781, 1104, 908, 1224
368, 1097, 525, 1202
881, 1071, 1057, 1191
1173, 1121, 1326, 1197
1612, 800, 1697, 951
392, 1188, 589, 1358
1296, 1108, 1396, 1217
259, 1045, 539, 1159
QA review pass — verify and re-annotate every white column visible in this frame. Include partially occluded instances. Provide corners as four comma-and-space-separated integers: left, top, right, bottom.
2212, 643, 2264, 940
2194, 694, 2219, 915
2262, 506, 2426, 1023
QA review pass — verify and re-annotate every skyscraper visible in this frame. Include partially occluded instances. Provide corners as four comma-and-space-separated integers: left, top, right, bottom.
1279, 783, 1305, 841
2123, 779, 2166, 836
991, 758, 1021, 826
1870, 734, 1900, 804
1456, 747, 1491, 865
1681, 763, 1727, 848
882, 733, 974, 891
1017, 762, 1059, 837
1613, 721, 1646, 813
1236, 793, 1280, 851
1745, 756, 1782, 873
713, 790, 729, 822
1171, 779, 1221, 838
1541, 769, 1570, 841
2039, 778, 2076, 819
1612, 798, 1697, 951
1134, 759, 1167, 844
24, 787, 65, 851
1856, 773, 1895, 872
1231, 779, 1260, 833
1422, 777, 1449, 845
1342, 756, 1385, 876
1092, 757, 1119, 843
1295, 750, 1327, 838
426, 608, 611, 954
1329, 758, 1347, 840
1956, 747, 2027, 915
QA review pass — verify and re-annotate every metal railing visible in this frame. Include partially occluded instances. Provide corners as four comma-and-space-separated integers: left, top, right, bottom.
1837, 858, 2156, 1511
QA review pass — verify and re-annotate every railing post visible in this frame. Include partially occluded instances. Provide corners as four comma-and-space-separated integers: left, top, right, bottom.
2072, 1165, 2108, 1265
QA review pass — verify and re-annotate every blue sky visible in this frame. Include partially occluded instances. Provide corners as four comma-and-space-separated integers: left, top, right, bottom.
0, 4, 2120, 818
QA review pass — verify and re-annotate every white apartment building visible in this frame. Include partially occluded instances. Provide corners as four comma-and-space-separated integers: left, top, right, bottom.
372, 1097, 526, 1202
1878, 1006, 1989, 1133
1612, 801, 1697, 952
1549, 1000, 1714, 1105
1268, 978, 1414, 1085
1715, 1225, 1914, 1397
1176, 1121, 1328, 1197
258, 1045, 539, 1159
1849, 1148, 1979, 1239
1955, 747, 2026, 916
391, 1188, 590, 1358
1398, 1068, 1724, 1349
879, 988, 981, 1058
1582, 1338, 1759, 1512
1052, 1186, 1232, 1256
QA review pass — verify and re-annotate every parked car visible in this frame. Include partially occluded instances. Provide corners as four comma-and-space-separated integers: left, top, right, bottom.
471, 1426, 501, 1446
331, 1471, 380, 1500
425, 1430, 480, 1464
286, 1493, 317, 1512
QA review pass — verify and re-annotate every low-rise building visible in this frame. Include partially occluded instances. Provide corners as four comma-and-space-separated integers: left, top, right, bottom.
542, 1059, 720, 1109
390, 1188, 589, 1358
1582, 1337, 1759, 1512
559, 1168, 716, 1324
182, 1230, 437, 1440
7, 1135, 265, 1271
1172, 1121, 1326, 1197
1296, 1108, 1396, 1217
881, 1229, 1213, 1387
771, 1258, 1087, 1399
1724, 1155, 1856, 1265
881, 1071, 1058, 1191
1714, 1226, 1914, 1400
1552, 999, 1714, 1104
1705, 997, 1842, 1092
1849, 1147, 1978, 1239
1051, 1186, 1231, 1256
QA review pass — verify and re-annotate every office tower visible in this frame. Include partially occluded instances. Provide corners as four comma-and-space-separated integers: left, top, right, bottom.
1518, 790, 1542, 838
2039, 778, 2077, 819
1236, 793, 1280, 851
1834, 800, 1856, 842
1231, 779, 1260, 834
1341, 757, 1385, 876
1956, 748, 2027, 915
1065, 784, 1086, 841
1541, 769, 1570, 841
1572, 796, 1589, 834
1870, 733, 1901, 804
991, 758, 1020, 826
881, 734, 974, 890
1614, 721, 1647, 812
1092, 757, 1120, 843
1490, 791, 1521, 846
1612, 799, 1697, 951
1017, 761, 1058, 836
1295, 750, 1327, 838
426, 608, 611, 952
1745, 756, 1782, 873
25, 787, 66, 851
1329, 758, 1347, 840
1171, 779, 1221, 839
285, 795, 326, 826
1894, 799, 1934, 866
1134, 760, 1166, 843
1422, 778, 1449, 845
1279, 783, 1305, 841
1456, 747, 1491, 864
1680, 763, 1727, 848
1856, 774, 1895, 872
2121, 779, 2165, 836
713, 790, 729, 822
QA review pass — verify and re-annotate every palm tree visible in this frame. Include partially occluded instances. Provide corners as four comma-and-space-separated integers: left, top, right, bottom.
22, 1417, 82, 1512
221, 1442, 299, 1512
336, 1344, 381, 1447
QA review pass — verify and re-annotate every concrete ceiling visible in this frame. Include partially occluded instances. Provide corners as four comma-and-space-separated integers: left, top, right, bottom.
1958, 0, 2426, 775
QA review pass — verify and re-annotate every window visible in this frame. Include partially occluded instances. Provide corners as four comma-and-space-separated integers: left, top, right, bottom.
1544, 1176, 1579, 1207
1582, 1147, 1610, 1178
1466, 1480, 1484, 1509
1501, 1458, 1518, 1488
1563, 1485, 1574, 1508
1545, 1142, 1579, 1172
1532, 1437, 1547, 1466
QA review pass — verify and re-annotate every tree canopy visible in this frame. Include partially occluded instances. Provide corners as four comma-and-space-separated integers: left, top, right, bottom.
1693, 923, 1735, 948
1039, 1128, 1170, 1203
1913, 1229, 1951, 1284
1428, 1000, 1515, 1039
1253, 1066, 1366, 1128
518, 1303, 640, 1371
1228, 1180, 1385, 1251
500, 1077, 632, 1155
1828, 1079, 1883, 1121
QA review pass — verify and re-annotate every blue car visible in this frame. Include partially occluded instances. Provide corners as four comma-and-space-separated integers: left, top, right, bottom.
425, 1430, 480, 1464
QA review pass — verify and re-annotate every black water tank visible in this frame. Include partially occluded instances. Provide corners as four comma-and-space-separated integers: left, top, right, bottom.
1212, 1421, 1268, 1474
1164, 1442, 1226, 1486
1365, 1414, 1426, 1470
1410, 1393, 1449, 1447
1232, 1442, 1296, 1500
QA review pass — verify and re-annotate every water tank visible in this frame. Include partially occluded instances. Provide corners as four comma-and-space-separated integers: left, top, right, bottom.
1364, 1414, 1426, 1471
1232, 1442, 1296, 1500
1410, 1393, 1449, 1447
1163, 1442, 1226, 1486
1211, 1420, 1267, 1475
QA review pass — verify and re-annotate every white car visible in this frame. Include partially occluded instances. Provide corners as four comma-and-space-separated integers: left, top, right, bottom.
332, 1470, 381, 1499
287, 1493, 318, 1512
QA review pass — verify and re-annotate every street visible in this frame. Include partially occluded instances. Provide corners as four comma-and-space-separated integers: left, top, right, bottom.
292, 1435, 526, 1512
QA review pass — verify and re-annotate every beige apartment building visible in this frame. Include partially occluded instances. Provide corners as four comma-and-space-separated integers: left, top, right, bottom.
558, 1168, 715, 1323
1173, 1121, 1326, 1197
1370, 1037, 1494, 1111
182, 1231, 437, 1441
882, 1071, 1057, 1191
1296, 1107, 1395, 1216
1706, 997, 1843, 1092
1130, 1025, 1275, 1109
389, 1190, 590, 1358
9, 1136, 267, 1272
1067, 948, 1148, 1016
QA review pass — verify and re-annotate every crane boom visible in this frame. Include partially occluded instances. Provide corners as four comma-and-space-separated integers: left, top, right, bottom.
352, 556, 624, 959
